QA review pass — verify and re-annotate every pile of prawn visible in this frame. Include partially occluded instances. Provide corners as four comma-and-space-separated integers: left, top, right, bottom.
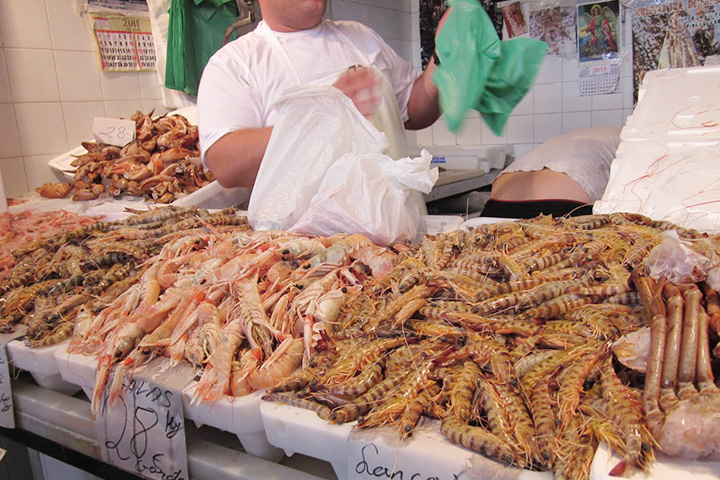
0, 209, 102, 281
264, 212, 720, 479
0, 206, 247, 347
35, 110, 213, 203
65, 225, 398, 415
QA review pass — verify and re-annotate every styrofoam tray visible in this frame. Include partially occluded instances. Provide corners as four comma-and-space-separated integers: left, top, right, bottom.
182, 383, 282, 461
260, 400, 353, 480
7, 340, 81, 395
261, 398, 720, 480
595, 132, 720, 234
622, 65, 720, 142
54, 343, 281, 461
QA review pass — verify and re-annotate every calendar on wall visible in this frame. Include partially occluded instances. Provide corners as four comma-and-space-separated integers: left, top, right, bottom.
578, 61, 621, 95
89, 13, 156, 72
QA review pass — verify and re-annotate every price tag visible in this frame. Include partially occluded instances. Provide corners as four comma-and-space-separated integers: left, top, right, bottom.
348, 424, 467, 480
97, 359, 195, 480
93, 117, 136, 147
0, 326, 29, 429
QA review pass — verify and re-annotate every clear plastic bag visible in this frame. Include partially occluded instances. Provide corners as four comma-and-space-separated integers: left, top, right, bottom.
248, 84, 438, 245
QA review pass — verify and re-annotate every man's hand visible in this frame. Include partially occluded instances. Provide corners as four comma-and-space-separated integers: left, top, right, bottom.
332, 66, 382, 117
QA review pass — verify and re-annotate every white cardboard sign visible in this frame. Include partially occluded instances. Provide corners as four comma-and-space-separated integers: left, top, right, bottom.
93, 117, 136, 147
97, 359, 195, 480
0, 327, 29, 429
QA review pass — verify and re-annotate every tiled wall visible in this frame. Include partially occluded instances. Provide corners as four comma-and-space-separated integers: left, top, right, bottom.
0, 0, 167, 199
0, 0, 632, 199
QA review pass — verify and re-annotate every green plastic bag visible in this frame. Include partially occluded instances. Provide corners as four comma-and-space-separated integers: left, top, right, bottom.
166, 0, 239, 96
433, 0, 548, 135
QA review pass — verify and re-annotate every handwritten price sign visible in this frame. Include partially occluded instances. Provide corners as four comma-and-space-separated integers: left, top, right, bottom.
97, 360, 195, 480
0, 326, 29, 429
93, 117, 136, 147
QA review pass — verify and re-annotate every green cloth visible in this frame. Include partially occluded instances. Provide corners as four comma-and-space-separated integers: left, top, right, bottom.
433, 0, 547, 135
166, 0, 239, 96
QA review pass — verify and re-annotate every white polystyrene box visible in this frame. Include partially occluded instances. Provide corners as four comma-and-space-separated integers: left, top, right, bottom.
621, 65, 720, 142
595, 64, 720, 234
182, 383, 283, 461
8, 340, 81, 395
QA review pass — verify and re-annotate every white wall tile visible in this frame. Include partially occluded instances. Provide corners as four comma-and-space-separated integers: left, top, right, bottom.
506, 115, 533, 144
47, 0, 95, 52
562, 82, 592, 112
62, 101, 105, 147
533, 113, 562, 143
330, 0, 354, 20
562, 111, 592, 132
405, 129, 418, 149
0, 104, 22, 158
622, 75, 635, 110
0, 0, 52, 49
513, 143, 535, 159
533, 83, 562, 114
432, 118, 456, 146
0, 50, 12, 103
513, 90, 534, 115
534, 56, 563, 85
0, 157, 29, 199
139, 72, 163, 100
415, 125, 433, 146
591, 90, 624, 111
56, 51, 103, 102
592, 109, 624, 128
104, 100, 143, 120
142, 99, 171, 118
351, 4, 371, 26
100, 72, 142, 101
562, 57, 579, 83
14, 102, 68, 156
456, 115, 483, 146
409, 11, 420, 42
24, 153, 59, 191
481, 121, 507, 145
5, 49, 60, 103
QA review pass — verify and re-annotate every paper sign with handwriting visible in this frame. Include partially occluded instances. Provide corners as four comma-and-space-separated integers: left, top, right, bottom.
97, 359, 195, 480
93, 117, 136, 147
348, 424, 468, 480
0, 327, 29, 429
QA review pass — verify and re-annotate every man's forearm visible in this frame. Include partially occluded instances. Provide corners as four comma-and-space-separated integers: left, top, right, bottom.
404, 62, 440, 130
204, 127, 273, 188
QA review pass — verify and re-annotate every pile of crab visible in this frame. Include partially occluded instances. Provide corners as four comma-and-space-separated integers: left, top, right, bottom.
35, 110, 213, 203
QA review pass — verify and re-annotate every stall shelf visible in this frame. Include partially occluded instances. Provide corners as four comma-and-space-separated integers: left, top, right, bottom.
5, 374, 338, 480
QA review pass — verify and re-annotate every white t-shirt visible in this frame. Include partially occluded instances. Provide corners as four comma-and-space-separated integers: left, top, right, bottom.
197, 19, 421, 159
500, 126, 622, 202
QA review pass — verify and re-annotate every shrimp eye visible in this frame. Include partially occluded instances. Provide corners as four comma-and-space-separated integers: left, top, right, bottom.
115, 351, 123, 358
282, 249, 290, 254
303, 264, 310, 269
341, 287, 347, 293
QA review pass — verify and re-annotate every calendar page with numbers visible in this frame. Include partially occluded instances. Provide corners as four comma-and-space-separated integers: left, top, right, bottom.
89, 13, 156, 72
578, 61, 621, 96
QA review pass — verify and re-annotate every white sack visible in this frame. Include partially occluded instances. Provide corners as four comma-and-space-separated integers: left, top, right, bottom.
289, 150, 438, 245
248, 84, 437, 245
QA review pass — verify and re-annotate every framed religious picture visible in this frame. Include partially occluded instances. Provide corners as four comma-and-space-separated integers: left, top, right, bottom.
578, 0, 621, 62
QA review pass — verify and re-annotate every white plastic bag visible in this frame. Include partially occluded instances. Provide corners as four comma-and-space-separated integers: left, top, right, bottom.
290, 150, 437, 245
248, 83, 438, 244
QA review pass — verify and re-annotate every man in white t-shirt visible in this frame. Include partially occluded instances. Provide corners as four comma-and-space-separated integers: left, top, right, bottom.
198, 0, 444, 188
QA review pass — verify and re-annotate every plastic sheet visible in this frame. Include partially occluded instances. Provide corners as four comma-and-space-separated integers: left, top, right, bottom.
432, 0, 548, 135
